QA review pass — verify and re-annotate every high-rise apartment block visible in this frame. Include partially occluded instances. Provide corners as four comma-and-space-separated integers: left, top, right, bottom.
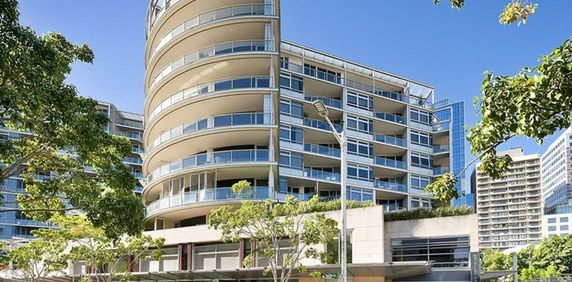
475, 148, 542, 250
142, 0, 466, 232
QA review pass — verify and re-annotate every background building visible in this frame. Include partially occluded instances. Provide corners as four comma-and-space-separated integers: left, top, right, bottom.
0, 101, 143, 240
540, 127, 572, 238
475, 148, 542, 250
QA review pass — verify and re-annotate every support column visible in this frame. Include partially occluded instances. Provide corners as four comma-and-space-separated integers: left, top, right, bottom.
187, 243, 193, 271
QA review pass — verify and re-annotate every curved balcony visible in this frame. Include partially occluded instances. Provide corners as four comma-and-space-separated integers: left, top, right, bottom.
146, 149, 270, 185
146, 186, 271, 217
148, 39, 273, 91
149, 113, 271, 152
148, 76, 271, 121
150, 4, 273, 60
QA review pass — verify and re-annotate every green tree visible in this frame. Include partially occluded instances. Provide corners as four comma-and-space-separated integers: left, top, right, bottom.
61, 215, 165, 282
4, 230, 68, 282
3, 215, 165, 282
0, 0, 144, 238
209, 182, 339, 282
434, 0, 538, 25
422, 172, 459, 207
480, 235, 572, 280
429, 0, 571, 195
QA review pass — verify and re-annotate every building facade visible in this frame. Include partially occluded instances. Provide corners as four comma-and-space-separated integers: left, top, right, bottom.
475, 148, 542, 250
142, 0, 466, 233
0, 101, 144, 240
540, 127, 572, 238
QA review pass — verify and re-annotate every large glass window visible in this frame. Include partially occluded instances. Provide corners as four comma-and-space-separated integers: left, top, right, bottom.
347, 115, 373, 134
280, 99, 303, 118
347, 91, 373, 111
391, 236, 470, 268
411, 153, 433, 169
279, 151, 303, 169
347, 139, 373, 157
279, 125, 304, 144
410, 109, 431, 125
347, 164, 372, 181
411, 175, 431, 193
348, 187, 373, 202
280, 73, 304, 93
410, 130, 433, 147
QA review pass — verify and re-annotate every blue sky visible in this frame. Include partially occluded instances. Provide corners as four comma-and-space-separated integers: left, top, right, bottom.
18, 0, 572, 177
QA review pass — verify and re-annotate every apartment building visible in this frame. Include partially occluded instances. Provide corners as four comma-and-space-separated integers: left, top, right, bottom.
142, 0, 466, 233
539, 127, 572, 238
0, 101, 144, 240
138, 0, 471, 279
475, 148, 542, 250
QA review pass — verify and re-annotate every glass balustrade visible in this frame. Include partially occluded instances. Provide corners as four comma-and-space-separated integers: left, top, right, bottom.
151, 4, 273, 57
147, 149, 270, 183
282, 62, 434, 108
150, 40, 273, 90
303, 168, 341, 182
146, 186, 270, 215
303, 118, 342, 132
375, 157, 407, 169
373, 180, 407, 193
149, 76, 271, 121
304, 144, 341, 157
304, 96, 342, 109
433, 166, 450, 175
375, 134, 406, 147
375, 112, 405, 124
149, 113, 271, 151
115, 131, 143, 141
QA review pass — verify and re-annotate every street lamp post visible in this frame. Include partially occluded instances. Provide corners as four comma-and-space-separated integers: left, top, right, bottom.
312, 100, 347, 282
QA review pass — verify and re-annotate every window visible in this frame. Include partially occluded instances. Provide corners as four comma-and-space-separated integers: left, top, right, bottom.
280, 73, 304, 92
347, 91, 373, 111
411, 153, 433, 169
410, 109, 431, 125
548, 226, 557, 232
279, 151, 303, 169
561, 225, 569, 231
410, 130, 433, 147
279, 125, 303, 144
194, 243, 240, 270
411, 197, 433, 209
280, 99, 303, 118
411, 175, 431, 193
561, 217, 569, 223
347, 115, 373, 134
392, 236, 470, 268
347, 139, 373, 157
280, 57, 289, 69
548, 218, 557, 224
347, 164, 372, 181
348, 187, 373, 202
303, 63, 341, 84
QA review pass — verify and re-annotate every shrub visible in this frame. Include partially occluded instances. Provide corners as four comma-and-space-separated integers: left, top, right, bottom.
384, 205, 473, 222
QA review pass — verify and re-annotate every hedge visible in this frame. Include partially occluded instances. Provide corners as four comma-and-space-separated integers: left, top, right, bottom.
384, 206, 473, 222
